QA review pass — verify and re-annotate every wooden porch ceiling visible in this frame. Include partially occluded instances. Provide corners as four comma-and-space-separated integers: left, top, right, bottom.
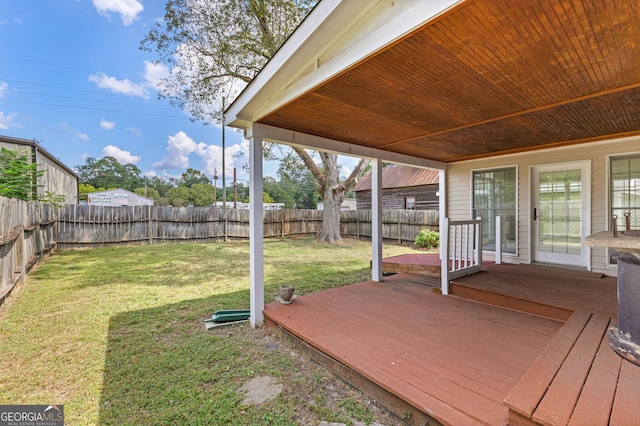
259, 0, 640, 163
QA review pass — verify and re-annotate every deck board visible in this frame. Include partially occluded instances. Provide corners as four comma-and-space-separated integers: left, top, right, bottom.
610, 360, 640, 425
532, 314, 610, 425
504, 310, 591, 418
568, 330, 622, 426
265, 273, 561, 425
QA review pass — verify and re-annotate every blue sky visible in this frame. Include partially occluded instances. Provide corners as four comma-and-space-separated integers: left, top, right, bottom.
0, 0, 359, 185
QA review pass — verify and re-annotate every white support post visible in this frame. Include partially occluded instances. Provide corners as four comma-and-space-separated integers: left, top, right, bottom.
438, 170, 446, 260
495, 215, 502, 264
371, 159, 383, 282
475, 216, 482, 267
440, 217, 450, 295
249, 133, 264, 327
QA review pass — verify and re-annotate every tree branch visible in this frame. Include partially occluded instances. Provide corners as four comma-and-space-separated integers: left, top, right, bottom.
291, 146, 324, 190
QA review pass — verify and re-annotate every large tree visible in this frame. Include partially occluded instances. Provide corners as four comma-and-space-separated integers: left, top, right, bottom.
141, 0, 368, 243
75, 156, 143, 191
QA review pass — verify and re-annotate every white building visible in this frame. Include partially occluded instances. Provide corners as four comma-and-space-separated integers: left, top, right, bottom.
87, 188, 154, 206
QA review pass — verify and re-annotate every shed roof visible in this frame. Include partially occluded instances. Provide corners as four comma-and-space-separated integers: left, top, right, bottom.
353, 165, 439, 192
227, 0, 640, 164
0, 135, 79, 178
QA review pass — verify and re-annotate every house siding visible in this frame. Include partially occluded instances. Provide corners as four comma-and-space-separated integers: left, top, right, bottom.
446, 136, 640, 277
356, 184, 438, 210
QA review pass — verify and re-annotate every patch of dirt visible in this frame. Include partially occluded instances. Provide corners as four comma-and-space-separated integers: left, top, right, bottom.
240, 375, 283, 405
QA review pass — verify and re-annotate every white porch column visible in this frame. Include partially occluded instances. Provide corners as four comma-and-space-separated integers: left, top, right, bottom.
371, 159, 383, 282
439, 169, 448, 294
249, 133, 264, 327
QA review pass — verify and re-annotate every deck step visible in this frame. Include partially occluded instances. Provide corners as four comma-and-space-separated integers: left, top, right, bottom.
505, 311, 640, 425
449, 279, 573, 321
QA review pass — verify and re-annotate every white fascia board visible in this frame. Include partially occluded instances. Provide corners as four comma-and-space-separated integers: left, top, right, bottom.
250, 123, 447, 170
226, 0, 462, 129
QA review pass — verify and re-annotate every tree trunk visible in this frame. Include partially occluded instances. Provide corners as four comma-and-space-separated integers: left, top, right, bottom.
316, 154, 345, 243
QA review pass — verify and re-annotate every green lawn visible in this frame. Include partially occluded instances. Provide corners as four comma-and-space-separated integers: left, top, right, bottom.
0, 238, 421, 425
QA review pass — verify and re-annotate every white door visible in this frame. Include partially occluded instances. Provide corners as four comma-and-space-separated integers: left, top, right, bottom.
532, 161, 590, 267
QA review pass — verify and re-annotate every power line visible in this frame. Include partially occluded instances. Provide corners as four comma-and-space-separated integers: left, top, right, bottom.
0, 54, 94, 75
0, 77, 168, 103
2, 99, 189, 119
6, 90, 178, 111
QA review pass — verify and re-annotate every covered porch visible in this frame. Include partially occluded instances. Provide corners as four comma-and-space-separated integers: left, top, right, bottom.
265, 262, 639, 425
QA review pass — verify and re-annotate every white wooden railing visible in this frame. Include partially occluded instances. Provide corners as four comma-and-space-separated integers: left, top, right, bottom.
440, 217, 483, 295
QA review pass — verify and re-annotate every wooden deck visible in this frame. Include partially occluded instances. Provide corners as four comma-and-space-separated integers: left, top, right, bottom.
265, 273, 563, 425
265, 261, 640, 425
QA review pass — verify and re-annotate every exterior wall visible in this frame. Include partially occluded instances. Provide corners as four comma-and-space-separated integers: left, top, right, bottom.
35, 151, 78, 203
0, 140, 78, 203
446, 136, 640, 277
356, 184, 439, 210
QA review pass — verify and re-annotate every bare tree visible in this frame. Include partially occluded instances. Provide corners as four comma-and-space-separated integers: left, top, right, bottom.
142, 0, 369, 243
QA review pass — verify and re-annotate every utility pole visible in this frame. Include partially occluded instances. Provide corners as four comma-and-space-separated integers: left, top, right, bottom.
213, 168, 218, 207
233, 167, 237, 209
222, 97, 227, 208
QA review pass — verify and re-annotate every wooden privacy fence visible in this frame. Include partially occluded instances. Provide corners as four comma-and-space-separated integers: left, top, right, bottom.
0, 201, 438, 304
56, 205, 439, 249
0, 198, 57, 304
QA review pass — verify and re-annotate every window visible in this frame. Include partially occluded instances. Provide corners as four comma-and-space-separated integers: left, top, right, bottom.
473, 167, 517, 253
405, 196, 416, 210
610, 154, 640, 262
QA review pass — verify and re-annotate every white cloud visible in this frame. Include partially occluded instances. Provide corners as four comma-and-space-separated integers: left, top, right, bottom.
88, 61, 169, 99
0, 18, 23, 26
93, 0, 143, 25
128, 127, 142, 136
102, 145, 141, 165
61, 123, 89, 140
143, 170, 157, 177
0, 82, 8, 98
153, 131, 249, 181
100, 119, 115, 130
143, 61, 170, 89
197, 139, 249, 180
153, 131, 206, 169
88, 72, 149, 98
0, 111, 17, 129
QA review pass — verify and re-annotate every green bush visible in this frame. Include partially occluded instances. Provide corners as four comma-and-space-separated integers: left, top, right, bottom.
414, 229, 439, 249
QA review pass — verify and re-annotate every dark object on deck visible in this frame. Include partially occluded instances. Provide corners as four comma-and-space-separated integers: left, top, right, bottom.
609, 250, 640, 367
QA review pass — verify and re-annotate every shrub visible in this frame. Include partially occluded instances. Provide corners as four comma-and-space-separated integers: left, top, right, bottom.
414, 229, 439, 249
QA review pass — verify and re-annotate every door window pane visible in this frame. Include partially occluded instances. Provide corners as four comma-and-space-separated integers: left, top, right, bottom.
538, 169, 582, 255
610, 154, 640, 262
473, 167, 516, 253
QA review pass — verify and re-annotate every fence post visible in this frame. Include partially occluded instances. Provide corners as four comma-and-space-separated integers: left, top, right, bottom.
225, 218, 229, 242
148, 205, 153, 245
